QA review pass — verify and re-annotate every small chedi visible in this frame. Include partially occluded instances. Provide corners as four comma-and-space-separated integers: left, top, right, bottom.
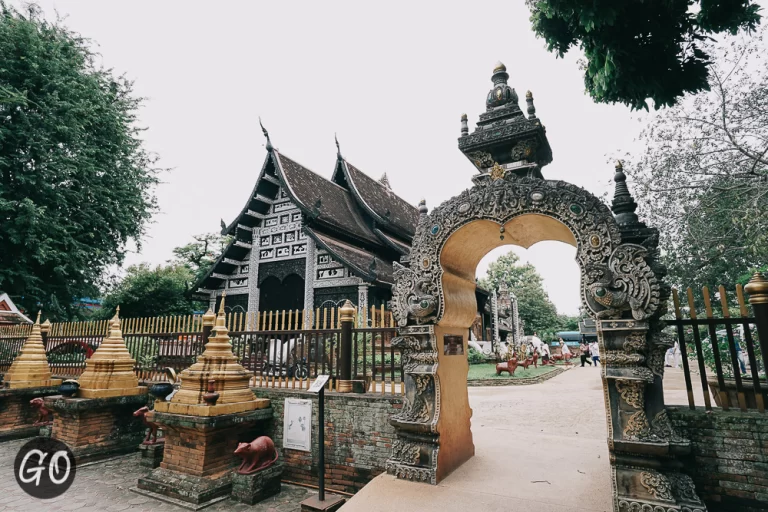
3, 312, 61, 389
0, 312, 61, 440
76, 306, 146, 398
137, 295, 273, 507
153, 295, 268, 416
44, 308, 148, 462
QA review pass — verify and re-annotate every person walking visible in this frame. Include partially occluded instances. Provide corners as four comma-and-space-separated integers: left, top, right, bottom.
579, 340, 592, 367
559, 338, 572, 362
589, 341, 600, 366
540, 342, 551, 364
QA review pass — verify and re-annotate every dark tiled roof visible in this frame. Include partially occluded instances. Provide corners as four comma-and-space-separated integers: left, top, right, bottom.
373, 228, 410, 255
310, 230, 394, 285
276, 153, 381, 246
344, 162, 419, 238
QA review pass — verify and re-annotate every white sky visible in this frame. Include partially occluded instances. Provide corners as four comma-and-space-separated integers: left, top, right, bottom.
21, 0, 651, 315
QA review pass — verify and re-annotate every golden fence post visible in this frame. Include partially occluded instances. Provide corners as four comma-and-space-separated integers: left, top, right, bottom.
745, 272, 768, 381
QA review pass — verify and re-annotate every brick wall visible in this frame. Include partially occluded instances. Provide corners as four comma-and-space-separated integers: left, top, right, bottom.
253, 388, 401, 494
669, 406, 768, 511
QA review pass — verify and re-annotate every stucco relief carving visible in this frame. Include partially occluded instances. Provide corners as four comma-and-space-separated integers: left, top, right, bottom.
391, 175, 661, 328
615, 379, 645, 409
640, 471, 675, 502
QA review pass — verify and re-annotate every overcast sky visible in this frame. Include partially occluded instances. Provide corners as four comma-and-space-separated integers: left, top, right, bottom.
21, 0, 651, 315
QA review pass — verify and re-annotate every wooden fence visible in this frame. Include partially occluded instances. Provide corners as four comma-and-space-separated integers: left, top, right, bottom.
667, 277, 767, 413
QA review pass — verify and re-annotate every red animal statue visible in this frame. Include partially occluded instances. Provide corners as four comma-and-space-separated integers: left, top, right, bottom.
531, 352, 539, 368
133, 406, 162, 445
234, 436, 279, 475
495, 356, 535, 376
30, 398, 51, 426
546, 352, 574, 365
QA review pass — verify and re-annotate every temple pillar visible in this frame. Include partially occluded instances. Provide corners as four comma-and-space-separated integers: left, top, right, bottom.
248, 227, 261, 314
303, 239, 316, 328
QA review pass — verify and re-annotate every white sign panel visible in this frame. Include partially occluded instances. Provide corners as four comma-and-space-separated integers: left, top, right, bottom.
308, 374, 330, 393
283, 398, 312, 452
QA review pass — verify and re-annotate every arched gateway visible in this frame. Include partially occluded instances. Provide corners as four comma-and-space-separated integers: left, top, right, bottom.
387, 63, 705, 512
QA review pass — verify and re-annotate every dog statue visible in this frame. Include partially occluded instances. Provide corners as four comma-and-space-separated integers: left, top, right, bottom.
30, 398, 52, 426
133, 406, 162, 445
234, 436, 279, 474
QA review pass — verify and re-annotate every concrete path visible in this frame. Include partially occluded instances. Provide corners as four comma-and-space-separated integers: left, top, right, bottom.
343, 365, 613, 512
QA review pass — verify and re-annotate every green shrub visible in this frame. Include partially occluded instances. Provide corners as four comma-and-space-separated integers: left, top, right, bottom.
467, 348, 486, 365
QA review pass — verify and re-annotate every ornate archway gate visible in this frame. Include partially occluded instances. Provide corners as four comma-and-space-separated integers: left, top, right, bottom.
386, 64, 705, 512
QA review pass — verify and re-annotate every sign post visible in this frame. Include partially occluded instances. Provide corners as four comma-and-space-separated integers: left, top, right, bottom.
308, 375, 330, 502
301, 375, 344, 511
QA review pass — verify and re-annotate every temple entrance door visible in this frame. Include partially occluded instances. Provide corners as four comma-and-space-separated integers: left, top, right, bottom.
388, 175, 701, 512
259, 273, 305, 313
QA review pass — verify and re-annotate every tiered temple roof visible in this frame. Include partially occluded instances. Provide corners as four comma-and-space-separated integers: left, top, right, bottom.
195, 138, 417, 294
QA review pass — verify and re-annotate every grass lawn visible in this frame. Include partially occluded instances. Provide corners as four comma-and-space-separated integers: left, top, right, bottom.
467, 362, 562, 380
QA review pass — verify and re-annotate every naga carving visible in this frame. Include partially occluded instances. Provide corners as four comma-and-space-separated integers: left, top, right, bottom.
392, 263, 438, 327
587, 244, 660, 320
394, 375, 433, 424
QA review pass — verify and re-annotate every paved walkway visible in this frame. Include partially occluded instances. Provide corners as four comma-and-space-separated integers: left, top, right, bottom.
0, 442, 316, 512
344, 365, 613, 512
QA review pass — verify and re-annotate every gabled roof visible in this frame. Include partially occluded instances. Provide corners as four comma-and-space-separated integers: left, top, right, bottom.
332, 159, 419, 238
0, 293, 32, 324
274, 152, 382, 247
306, 229, 394, 286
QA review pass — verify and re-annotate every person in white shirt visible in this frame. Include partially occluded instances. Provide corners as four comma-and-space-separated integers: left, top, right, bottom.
559, 338, 572, 360
589, 341, 600, 366
540, 342, 551, 364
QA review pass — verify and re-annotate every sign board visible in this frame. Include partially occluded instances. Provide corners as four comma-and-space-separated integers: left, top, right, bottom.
308, 374, 331, 394
283, 398, 312, 452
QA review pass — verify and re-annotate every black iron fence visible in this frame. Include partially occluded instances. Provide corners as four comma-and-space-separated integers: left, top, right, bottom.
667, 275, 768, 413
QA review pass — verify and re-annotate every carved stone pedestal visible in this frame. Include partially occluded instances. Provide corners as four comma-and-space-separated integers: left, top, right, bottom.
231, 460, 283, 505
44, 393, 148, 463
136, 407, 273, 507
139, 442, 165, 469
0, 386, 60, 442
602, 320, 705, 512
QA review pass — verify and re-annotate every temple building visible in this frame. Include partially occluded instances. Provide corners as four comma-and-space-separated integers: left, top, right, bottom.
194, 61, 533, 339
193, 129, 425, 328
0, 293, 32, 326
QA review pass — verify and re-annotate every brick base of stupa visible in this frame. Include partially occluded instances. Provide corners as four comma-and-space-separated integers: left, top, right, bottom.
0, 386, 61, 441
45, 393, 148, 462
136, 407, 273, 507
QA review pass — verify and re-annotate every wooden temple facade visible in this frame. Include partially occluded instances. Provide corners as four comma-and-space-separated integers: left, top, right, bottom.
194, 133, 428, 328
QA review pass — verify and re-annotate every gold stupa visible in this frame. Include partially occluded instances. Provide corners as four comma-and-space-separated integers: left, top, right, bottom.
154, 295, 268, 416
77, 307, 146, 398
4, 312, 62, 389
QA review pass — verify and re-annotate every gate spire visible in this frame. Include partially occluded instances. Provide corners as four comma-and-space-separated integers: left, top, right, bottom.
458, 62, 552, 179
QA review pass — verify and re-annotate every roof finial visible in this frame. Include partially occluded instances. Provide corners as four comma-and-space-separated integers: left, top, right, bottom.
418, 199, 428, 216
461, 113, 469, 137
335, 133, 342, 160
35, 310, 41, 324
218, 291, 227, 315
259, 117, 273, 151
611, 160, 639, 224
379, 172, 391, 190
525, 91, 537, 118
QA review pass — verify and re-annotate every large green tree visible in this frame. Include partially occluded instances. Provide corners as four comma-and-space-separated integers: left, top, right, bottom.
98, 263, 201, 319
478, 252, 558, 335
0, 4, 158, 319
527, 0, 761, 109
624, 28, 767, 290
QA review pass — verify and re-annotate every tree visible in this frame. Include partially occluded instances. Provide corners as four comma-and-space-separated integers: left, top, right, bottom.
527, 0, 761, 110
624, 28, 768, 290
98, 264, 201, 319
0, 4, 159, 319
171, 232, 231, 283
478, 252, 558, 335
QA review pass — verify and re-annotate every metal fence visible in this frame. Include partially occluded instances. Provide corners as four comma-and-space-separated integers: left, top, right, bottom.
667, 279, 767, 413
0, 319, 401, 394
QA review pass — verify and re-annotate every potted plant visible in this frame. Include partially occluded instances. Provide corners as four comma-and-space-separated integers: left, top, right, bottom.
701, 331, 767, 409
